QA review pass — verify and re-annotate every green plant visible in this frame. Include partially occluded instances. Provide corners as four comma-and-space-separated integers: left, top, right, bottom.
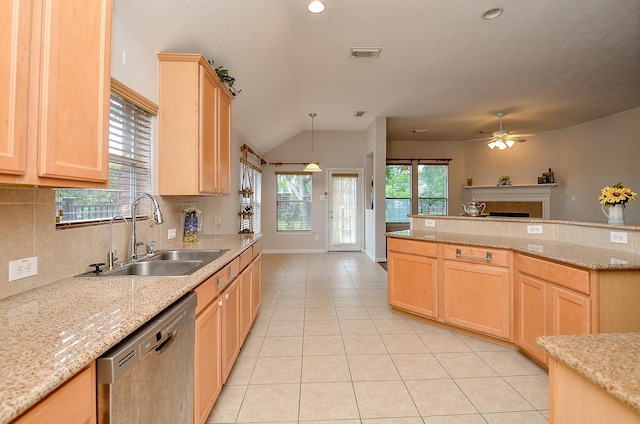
207, 59, 241, 97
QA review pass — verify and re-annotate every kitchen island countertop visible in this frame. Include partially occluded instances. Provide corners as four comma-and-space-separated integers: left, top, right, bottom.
0, 233, 261, 424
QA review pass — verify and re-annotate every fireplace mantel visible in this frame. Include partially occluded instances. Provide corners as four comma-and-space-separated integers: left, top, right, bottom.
465, 184, 557, 218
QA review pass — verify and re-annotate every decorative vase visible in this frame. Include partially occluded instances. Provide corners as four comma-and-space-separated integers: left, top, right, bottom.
183, 216, 199, 242
602, 204, 625, 225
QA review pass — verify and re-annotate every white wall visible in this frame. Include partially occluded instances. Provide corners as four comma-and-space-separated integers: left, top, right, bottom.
261, 130, 367, 252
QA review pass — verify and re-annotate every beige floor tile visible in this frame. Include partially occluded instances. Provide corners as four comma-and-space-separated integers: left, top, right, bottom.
407, 320, 453, 334
419, 333, 472, 353
361, 297, 390, 308
206, 384, 247, 423
307, 289, 333, 298
236, 383, 300, 423
336, 307, 372, 320
259, 336, 303, 357
225, 356, 257, 385
238, 336, 263, 358
382, 334, 429, 354
266, 319, 304, 337
374, 319, 415, 335
455, 377, 534, 413
303, 335, 346, 356
405, 379, 477, 416
357, 288, 387, 298
483, 410, 549, 423
342, 334, 388, 354
333, 297, 364, 307
304, 307, 338, 321
354, 380, 420, 418
299, 382, 359, 421
245, 320, 268, 337
366, 306, 398, 320
422, 414, 487, 424
391, 353, 449, 380
304, 319, 341, 335
270, 307, 305, 321
477, 350, 548, 376
503, 375, 550, 410
306, 297, 335, 308
333, 289, 361, 298
340, 319, 378, 335
250, 356, 302, 384
347, 354, 401, 381
302, 355, 351, 382
275, 297, 306, 308
435, 352, 497, 378
458, 334, 512, 352
362, 418, 425, 424
279, 289, 307, 298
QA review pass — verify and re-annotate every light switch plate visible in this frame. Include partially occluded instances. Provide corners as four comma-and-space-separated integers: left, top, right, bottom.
527, 225, 543, 234
610, 231, 628, 244
167, 228, 176, 239
424, 219, 436, 227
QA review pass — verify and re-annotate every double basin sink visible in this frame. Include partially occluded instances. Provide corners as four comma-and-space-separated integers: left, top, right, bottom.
78, 249, 229, 278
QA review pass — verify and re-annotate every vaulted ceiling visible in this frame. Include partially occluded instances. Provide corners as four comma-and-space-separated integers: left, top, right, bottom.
114, 0, 640, 154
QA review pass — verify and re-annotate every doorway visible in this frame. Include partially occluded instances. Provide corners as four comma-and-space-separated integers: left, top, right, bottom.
327, 169, 363, 252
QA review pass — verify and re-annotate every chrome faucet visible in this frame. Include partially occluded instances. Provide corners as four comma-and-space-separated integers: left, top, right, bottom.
108, 215, 129, 269
130, 193, 164, 261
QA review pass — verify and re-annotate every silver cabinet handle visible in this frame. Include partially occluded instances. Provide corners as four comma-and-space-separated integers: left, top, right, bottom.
455, 248, 492, 262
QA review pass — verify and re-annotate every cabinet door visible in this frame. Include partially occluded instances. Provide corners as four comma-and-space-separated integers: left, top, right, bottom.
0, 0, 30, 177
15, 362, 96, 424
239, 262, 254, 344
252, 254, 262, 318
199, 66, 218, 194
443, 261, 511, 339
221, 278, 240, 383
549, 285, 591, 336
36, 0, 111, 183
388, 250, 438, 318
194, 298, 222, 424
516, 274, 547, 364
216, 89, 232, 194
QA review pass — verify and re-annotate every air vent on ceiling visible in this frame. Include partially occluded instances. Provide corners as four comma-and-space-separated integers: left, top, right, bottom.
354, 111, 366, 117
349, 48, 381, 58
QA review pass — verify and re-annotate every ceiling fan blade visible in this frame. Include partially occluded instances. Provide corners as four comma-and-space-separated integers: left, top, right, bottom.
506, 137, 527, 143
509, 133, 537, 137
465, 136, 495, 142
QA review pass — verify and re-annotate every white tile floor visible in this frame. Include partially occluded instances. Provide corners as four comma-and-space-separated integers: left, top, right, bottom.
206, 252, 549, 423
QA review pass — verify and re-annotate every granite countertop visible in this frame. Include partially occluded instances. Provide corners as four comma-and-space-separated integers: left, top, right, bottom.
386, 229, 640, 270
0, 233, 261, 424
537, 333, 640, 414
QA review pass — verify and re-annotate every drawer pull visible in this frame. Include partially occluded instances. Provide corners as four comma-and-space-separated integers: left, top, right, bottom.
216, 271, 238, 290
455, 248, 492, 262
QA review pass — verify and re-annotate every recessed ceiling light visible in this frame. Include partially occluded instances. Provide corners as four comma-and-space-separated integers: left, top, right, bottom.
349, 48, 382, 58
307, 1, 325, 14
482, 7, 503, 20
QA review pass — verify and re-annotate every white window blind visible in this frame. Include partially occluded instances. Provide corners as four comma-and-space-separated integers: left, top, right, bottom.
276, 172, 312, 231
55, 84, 155, 224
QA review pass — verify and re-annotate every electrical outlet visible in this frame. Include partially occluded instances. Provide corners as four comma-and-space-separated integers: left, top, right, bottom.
9, 256, 38, 282
215, 217, 222, 227
610, 231, 628, 244
527, 225, 543, 234
424, 219, 436, 227
314, 234, 319, 241
168, 228, 176, 239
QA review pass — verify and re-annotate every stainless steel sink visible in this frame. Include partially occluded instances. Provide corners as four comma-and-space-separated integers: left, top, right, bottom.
77, 249, 229, 278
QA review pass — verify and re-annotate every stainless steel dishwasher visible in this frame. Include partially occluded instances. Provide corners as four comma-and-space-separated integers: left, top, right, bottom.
97, 292, 196, 424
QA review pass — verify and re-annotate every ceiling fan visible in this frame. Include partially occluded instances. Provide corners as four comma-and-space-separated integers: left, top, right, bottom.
468, 112, 536, 150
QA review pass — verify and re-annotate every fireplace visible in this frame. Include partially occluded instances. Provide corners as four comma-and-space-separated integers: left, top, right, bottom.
466, 184, 556, 219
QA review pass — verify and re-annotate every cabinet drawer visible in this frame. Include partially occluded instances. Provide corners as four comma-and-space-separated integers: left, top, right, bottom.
442, 244, 510, 268
252, 239, 262, 259
194, 274, 218, 315
388, 237, 437, 258
215, 258, 240, 291
239, 248, 253, 271
518, 254, 590, 295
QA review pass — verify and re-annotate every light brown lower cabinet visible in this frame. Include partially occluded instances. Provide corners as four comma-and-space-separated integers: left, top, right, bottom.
194, 291, 222, 424
252, 254, 262, 318
220, 277, 241, 383
549, 358, 640, 424
13, 362, 96, 424
239, 261, 254, 344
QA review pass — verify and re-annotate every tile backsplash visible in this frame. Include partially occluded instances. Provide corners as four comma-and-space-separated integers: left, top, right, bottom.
0, 187, 203, 299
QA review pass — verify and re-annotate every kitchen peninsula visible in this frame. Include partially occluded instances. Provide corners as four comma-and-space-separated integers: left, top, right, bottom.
386, 215, 640, 365
0, 234, 261, 424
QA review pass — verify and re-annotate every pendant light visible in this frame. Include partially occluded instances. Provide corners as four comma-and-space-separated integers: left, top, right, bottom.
303, 113, 322, 172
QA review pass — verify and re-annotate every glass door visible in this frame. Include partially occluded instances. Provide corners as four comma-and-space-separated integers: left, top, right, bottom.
328, 170, 363, 252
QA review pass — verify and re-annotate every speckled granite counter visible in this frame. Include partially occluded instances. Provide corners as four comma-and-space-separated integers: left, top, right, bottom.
386, 229, 640, 270
0, 233, 261, 424
537, 333, 640, 414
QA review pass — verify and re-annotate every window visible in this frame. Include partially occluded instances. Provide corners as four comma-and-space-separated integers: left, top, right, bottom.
276, 172, 312, 231
385, 160, 449, 222
55, 80, 157, 225
385, 164, 412, 222
240, 160, 262, 234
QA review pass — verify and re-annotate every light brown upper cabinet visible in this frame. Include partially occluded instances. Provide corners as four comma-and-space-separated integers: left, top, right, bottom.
157, 53, 233, 196
0, 0, 112, 187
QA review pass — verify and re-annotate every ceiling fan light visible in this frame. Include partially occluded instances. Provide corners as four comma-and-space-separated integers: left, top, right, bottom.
488, 141, 496, 149
505, 139, 515, 148
303, 162, 322, 172
498, 140, 507, 150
